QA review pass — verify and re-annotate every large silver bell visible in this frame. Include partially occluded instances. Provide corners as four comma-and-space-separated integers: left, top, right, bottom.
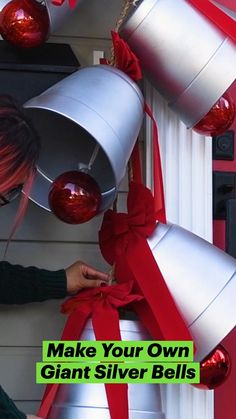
120, 0, 236, 128
47, 320, 166, 419
23, 65, 144, 213
148, 222, 236, 361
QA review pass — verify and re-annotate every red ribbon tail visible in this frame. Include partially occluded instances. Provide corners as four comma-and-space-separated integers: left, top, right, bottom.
92, 307, 129, 419
127, 236, 193, 343
105, 383, 129, 419
68, 0, 77, 8
132, 299, 164, 339
38, 310, 90, 418
131, 140, 143, 184
188, 0, 236, 43
144, 103, 166, 224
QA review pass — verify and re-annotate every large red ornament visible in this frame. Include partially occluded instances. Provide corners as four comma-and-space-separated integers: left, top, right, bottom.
192, 344, 231, 390
193, 94, 235, 136
48, 170, 102, 224
0, 0, 49, 49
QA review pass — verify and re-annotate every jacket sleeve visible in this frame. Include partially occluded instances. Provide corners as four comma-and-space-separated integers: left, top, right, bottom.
0, 385, 26, 418
0, 261, 67, 304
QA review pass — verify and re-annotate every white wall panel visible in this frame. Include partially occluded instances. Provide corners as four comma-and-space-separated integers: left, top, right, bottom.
0, 192, 127, 242
145, 80, 213, 419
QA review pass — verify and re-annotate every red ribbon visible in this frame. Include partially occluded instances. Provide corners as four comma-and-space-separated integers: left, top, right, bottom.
100, 31, 143, 82
188, 0, 236, 42
110, 31, 143, 81
99, 182, 192, 344
51, 0, 76, 8
38, 281, 143, 419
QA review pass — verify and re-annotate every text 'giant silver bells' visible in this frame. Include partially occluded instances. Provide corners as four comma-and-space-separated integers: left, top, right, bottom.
120, 0, 236, 128
147, 222, 236, 361
24, 65, 144, 214
48, 319, 166, 419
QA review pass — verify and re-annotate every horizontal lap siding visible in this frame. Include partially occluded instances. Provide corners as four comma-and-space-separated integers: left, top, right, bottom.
0, 3, 128, 412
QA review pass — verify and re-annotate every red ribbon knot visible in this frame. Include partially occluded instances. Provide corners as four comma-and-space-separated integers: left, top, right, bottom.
100, 182, 157, 263
61, 280, 143, 315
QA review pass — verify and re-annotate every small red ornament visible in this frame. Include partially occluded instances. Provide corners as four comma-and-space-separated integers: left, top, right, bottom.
0, 0, 49, 49
48, 171, 102, 224
193, 94, 235, 136
192, 344, 231, 390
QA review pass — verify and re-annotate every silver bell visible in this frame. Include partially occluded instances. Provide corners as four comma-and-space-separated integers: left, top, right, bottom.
47, 319, 166, 419
24, 65, 144, 214
148, 222, 236, 361
120, 0, 236, 128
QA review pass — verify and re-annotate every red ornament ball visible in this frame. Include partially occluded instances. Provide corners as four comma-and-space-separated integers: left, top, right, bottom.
0, 0, 49, 48
48, 171, 102, 224
193, 94, 235, 136
192, 344, 231, 390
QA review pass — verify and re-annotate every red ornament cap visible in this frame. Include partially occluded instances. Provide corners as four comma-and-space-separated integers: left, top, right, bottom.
0, 0, 49, 49
48, 170, 102, 225
192, 344, 231, 390
193, 94, 235, 136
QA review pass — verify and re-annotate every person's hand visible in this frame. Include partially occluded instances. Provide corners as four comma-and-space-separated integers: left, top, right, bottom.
26, 415, 42, 419
65, 260, 109, 295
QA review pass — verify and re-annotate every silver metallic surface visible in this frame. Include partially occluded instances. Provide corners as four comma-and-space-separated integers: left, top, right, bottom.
48, 320, 166, 419
0, 0, 9, 10
24, 65, 144, 213
120, 0, 236, 127
148, 222, 236, 361
45, 0, 80, 34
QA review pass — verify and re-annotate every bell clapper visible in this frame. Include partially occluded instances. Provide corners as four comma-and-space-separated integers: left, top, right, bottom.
87, 143, 100, 171
77, 144, 100, 174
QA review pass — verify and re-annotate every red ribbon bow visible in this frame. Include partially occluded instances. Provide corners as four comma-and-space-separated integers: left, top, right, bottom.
62, 280, 143, 315
100, 31, 143, 82
101, 183, 156, 262
99, 182, 193, 344
38, 281, 143, 419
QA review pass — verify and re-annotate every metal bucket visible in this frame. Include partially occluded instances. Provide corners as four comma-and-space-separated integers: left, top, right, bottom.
120, 0, 236, 128
147, 222, 236, 361
48, 319, 166, 419
24, 65, 144, 213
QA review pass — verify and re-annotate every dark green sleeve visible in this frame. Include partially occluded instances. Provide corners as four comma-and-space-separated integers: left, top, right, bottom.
0, 386, 26, 418
0, 261, 67, 304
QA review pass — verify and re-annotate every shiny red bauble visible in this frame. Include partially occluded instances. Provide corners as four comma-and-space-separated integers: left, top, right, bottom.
0, 0, 49, 48
48, 171, 102, 224
193, 94, 235, 136
192, 344, 231, 390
